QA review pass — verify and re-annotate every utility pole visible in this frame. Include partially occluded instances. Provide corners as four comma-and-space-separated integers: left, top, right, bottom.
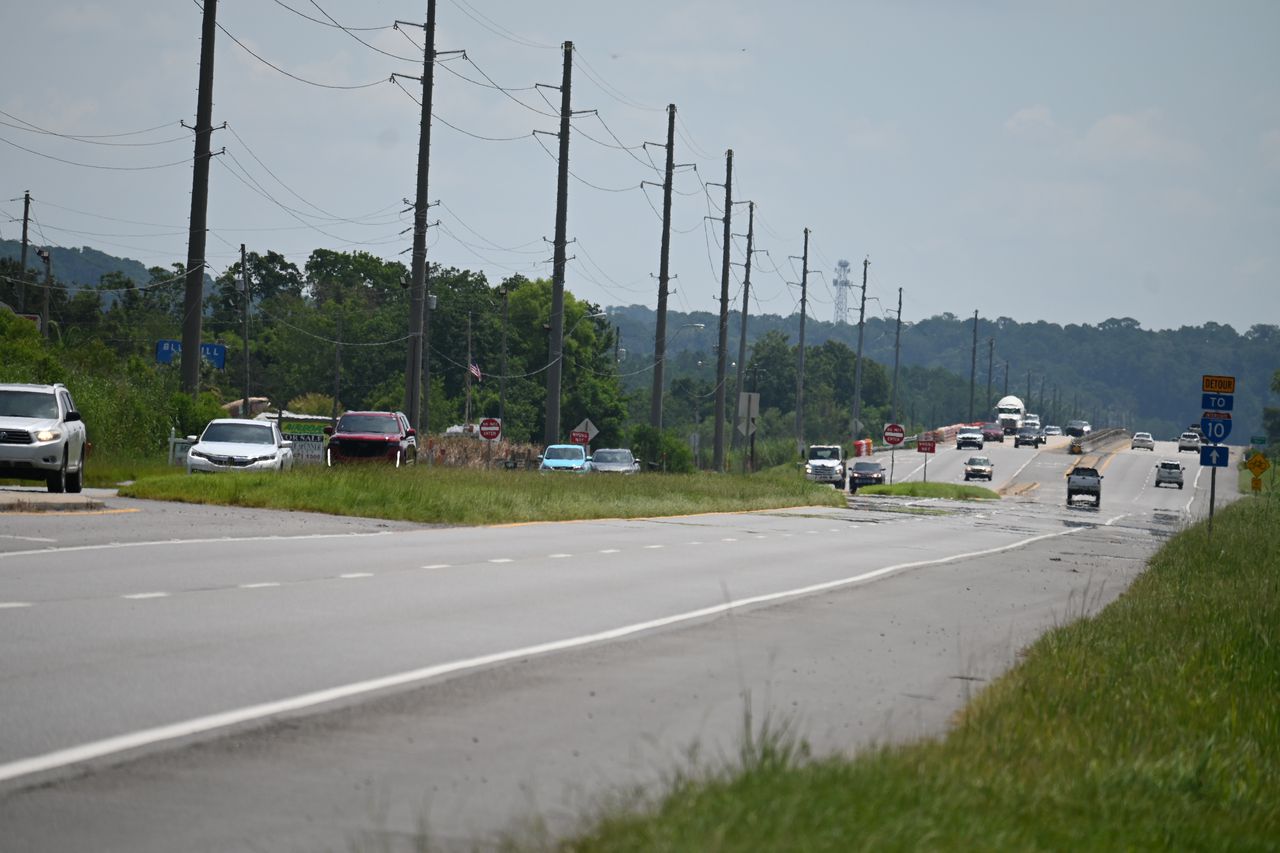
648, 103, 676, 431
986, 338, 994, 415
241, 243, 250, 417
499, 286, 508, 425
711, 150, 733, 472
543, 41, 574, 446
1004, 361, 1009, 396
36, 248, 51, 339
1039, 376, 1046, 417
332, 290, 342, 423
1026, 368, 1032, 408
399, 0, 437, 437
464, 311, 473, 425
731, 201, 754, 451
793, 228, 811, 456
181, 0, 218, 396
968, 310, 978, 422
890, 286, 903, 424
850, 257, 868, 440
18, 190, 30, 312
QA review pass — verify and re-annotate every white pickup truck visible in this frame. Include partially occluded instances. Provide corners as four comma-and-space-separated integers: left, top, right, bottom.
1066, 466, 1103, 507
805, 445, 846, 490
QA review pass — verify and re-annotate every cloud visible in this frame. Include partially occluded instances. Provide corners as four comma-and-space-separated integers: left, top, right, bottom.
1004, 105, 1057, 140
1080, 110, 1199, 165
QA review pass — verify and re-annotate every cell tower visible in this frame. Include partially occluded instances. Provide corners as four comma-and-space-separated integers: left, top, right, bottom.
832, 259, 852, 324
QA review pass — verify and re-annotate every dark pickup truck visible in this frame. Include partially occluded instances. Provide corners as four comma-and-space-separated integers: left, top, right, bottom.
1067, 466, 1103, 507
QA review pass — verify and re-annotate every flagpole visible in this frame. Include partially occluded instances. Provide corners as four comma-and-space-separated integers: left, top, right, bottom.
465, 311, 472, 428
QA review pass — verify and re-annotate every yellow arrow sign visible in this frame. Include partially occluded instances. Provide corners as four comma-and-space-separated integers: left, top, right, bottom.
1246, 453, 1270, 477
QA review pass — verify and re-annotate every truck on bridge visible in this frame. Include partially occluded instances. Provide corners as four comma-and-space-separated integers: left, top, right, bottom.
994, 395, 1026, 435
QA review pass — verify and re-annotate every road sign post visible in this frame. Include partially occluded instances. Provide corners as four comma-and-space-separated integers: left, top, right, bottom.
883, 423, 904, 483
917, 434, 936, 483
1200, 375, 1236, 539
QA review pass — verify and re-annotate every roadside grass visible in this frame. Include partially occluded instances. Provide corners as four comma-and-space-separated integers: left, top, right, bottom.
552, 495, 1280, 851
118, 466, 845, 524
85, 453, 173, 487
857, 481, 999, 500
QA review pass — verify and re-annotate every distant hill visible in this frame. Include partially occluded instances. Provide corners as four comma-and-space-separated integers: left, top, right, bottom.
0, 239, 155, 288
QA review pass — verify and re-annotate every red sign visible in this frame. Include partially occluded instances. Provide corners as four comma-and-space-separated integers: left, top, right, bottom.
569, 431, 590, 445
917, 439, 936, 454
478, 417, 501, 440
882, 423, 905, 446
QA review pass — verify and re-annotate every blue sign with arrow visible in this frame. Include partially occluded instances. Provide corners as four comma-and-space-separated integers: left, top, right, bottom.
1199, 445, 1230, 468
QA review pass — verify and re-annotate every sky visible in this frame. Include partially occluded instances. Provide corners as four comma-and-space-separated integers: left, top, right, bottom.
2, 1, 1278, 335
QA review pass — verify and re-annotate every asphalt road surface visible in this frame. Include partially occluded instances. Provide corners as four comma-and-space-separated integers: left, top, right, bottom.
0, 438, 1241, 851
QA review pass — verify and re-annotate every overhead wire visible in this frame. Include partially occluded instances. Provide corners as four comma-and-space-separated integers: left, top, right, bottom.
0, 134, 191, 171
301, 0, 421, 62
445, 0, 559, 50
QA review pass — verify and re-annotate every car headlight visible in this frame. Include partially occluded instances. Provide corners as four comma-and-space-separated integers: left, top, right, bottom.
804, 464, 813, 473
252, 454, 278, 463
35, 429, 61, 442
189, 449, 210, 460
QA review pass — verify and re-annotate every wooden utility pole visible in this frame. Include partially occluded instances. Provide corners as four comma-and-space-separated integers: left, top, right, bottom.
18, 190, 30, 312
732, 201, 754, 450
499, 287, 508, 424
241, 243, 250, 417
890, 286, 903, 424
850, 257, 868, 440
543, 41, 574, 446
968, 309, 978, 421
181, 0, 218, 396
711, 149, 733, 472
399, 0, 437, 437
649, 104, 676, 431
794, 228, 811, 456
464, 311, 473, 425
986, 338, 994, 415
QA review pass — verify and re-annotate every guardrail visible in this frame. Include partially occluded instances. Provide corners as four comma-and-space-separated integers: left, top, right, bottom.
1068, 427, 1127, 455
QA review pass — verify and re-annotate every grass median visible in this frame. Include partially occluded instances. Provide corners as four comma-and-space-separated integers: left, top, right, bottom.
117, 466, 846, 525
554, 494, 1279, 850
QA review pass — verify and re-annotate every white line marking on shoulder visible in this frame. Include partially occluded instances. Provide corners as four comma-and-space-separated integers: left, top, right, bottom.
121, 592, 169, 600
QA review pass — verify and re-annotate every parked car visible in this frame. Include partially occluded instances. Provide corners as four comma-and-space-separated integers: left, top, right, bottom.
980, 422, 1005, 443
325, 411, 416, 466
1154, 459, 1185, 489
590, 448, 639, 474
540, 444, 591, 472
1043, 424, 1063, 436
0, 382, 89, 493
187, 418, 293, 474
963, 455, 993, 481
1131, 431, 1155, 451
1177, 432, 1201, 453
1014, 426, 1044, 448
848, 460, 886, 490
955, 427, 983, 450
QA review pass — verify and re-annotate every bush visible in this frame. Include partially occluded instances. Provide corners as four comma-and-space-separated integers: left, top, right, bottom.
630, 424, 695, 473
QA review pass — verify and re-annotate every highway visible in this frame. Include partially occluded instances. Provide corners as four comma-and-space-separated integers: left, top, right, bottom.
0, 436, 1241, 850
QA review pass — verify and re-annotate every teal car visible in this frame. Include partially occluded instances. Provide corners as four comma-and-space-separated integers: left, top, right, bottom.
539, 444, 592, 472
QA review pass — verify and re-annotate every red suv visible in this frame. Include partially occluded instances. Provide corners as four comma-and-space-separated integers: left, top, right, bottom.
324, 411, 417, 467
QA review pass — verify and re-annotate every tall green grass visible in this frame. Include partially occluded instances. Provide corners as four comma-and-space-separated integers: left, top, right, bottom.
556, 496, 1280, 850
118, 466, 845, 524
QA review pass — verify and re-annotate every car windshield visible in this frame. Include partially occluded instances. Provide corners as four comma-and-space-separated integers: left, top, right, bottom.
202, 423, 274, 445
852, 462, 882, 472
1160, 462, 1180, 470
545, 446, 584, 461
808, 447, 840, 460
1135, 433, 1152, 439
967, 457, 990, 466
337, 414, 400, 435
0, 389, 58, 419
983, 423, 1001, 431
593, 450, 632, 464
959, 428, 980, 435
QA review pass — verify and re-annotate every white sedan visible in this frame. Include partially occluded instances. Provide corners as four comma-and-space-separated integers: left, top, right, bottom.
186, 418, 294, 474
1131, 431, 1155, 451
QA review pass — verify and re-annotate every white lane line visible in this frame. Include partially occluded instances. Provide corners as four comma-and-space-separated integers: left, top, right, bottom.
1007, 452, 1037, 484
0, 602, 33, 609
1185, 465, 1205, 514
754, 535, 767, 540
239, 582, 280, 589
0, 531, 394, 561
422, 564, 450, 570
548, 553, 572, 559
0, 524, 1083, 786
721, 537, 738, 542
339, 573, 373, 579
598, 548, 621, 554
0, 534, 57, 543
488, 558, 513, 564
686, 541, 703, 546
121, 592, 168, 600
644, 544, 664, 550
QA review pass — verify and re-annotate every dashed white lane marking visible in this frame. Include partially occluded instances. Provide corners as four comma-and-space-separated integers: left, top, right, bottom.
598, 548, 621, 554
0, 531, 394, 561
122, 592, 168, 600
422, 564, 450, 570
548, 553, 572, 559
721, 537, 738, 542
0, 602, 33, 609
0, 534, 57, 543
339, 572, 373, 579
239, 582, 280, 589
488, 558, 513, 564
644, 544, 663, 549
0, 524, 1083, 786
754, 535, 767, 540
686, 541, 703, 545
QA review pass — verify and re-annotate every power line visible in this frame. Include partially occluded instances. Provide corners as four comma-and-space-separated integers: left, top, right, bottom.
0, 134, 192, 171
269, 0, 392, 31
444, 0, 558, 50
301, 0, 420, 62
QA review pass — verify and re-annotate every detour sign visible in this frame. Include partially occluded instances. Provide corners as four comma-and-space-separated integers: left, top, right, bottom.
1202, 375, 1236, 394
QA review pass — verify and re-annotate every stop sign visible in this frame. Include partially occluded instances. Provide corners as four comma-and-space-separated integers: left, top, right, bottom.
882, 423, 905, 445
478, 417, 501, 440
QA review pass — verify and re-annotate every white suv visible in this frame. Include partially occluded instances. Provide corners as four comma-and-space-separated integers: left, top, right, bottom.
1155, 459, 1185, 489
0, 383, 89, 493
1177, 432, 1201, 453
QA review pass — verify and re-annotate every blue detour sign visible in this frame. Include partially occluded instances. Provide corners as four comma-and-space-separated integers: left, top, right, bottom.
1200, 413, 1231, 443
1199, 445, 1230, 468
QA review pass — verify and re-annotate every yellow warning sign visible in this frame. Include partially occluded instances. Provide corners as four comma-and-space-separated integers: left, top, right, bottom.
1202, 374, 1236, 393
1246, 453, 1270, 477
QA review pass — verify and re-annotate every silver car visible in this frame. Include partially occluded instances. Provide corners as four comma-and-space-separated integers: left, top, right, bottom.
590, 448, 640, 474
1131, 431, 1155, 451
187, 418, 294, 474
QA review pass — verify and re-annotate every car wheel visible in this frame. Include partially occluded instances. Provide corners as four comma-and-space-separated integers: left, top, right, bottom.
67, 452, 84, 493
47, 453, 68, 494
1178, 484, 1183, 490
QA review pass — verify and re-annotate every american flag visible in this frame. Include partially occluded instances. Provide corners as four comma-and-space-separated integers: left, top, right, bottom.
469, 363, 482, 382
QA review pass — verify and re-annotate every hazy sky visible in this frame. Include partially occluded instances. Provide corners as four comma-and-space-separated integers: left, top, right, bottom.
2, 1, 1277, 333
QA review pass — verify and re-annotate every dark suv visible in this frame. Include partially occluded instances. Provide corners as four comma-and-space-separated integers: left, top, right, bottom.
324, 411, 417, 467
0, 382, 88, 492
